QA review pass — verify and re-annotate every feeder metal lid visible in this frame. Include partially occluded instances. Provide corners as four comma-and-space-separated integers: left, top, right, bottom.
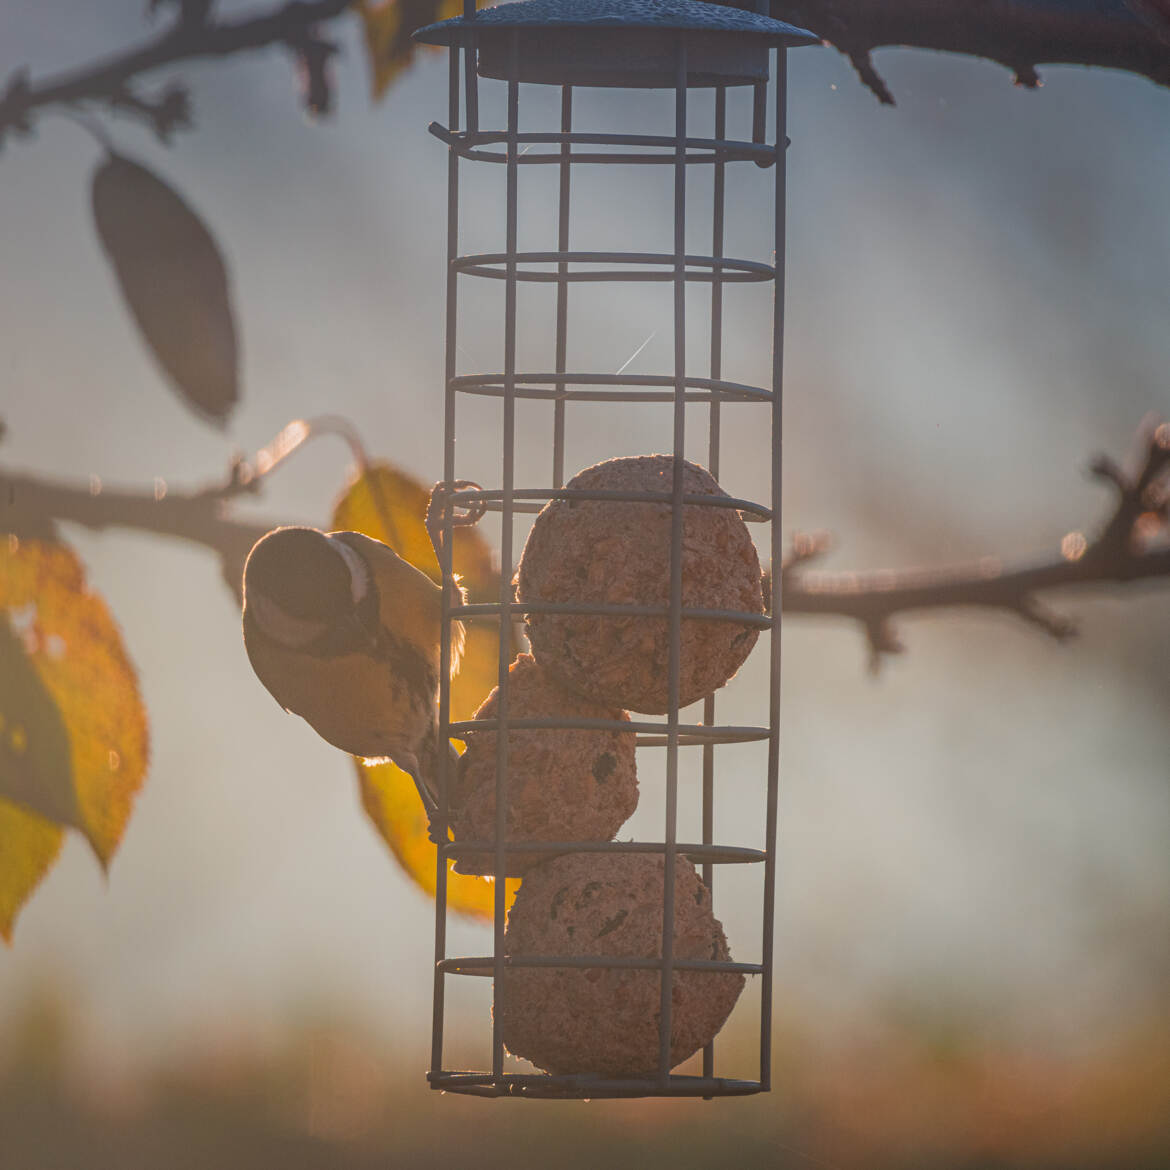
413, 0, 820, 48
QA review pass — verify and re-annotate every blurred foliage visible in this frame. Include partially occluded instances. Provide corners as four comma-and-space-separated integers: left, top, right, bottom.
333, 463, 517, 918
357, 0, 488, 99
1, 988, 1168, 1170
0, 539, 147, 940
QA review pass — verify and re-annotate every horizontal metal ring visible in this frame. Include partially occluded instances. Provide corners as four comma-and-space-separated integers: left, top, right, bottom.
437, 956, 763, 975
451, 372, 772, 404
453, 251, 774, 284
443, 498, 770, 518
426, 1072, 764, 1099
429, 122, 777, 168
448, 487, 771, 520
452, 601, 770, 627
446, 717, 770, 743
440, 840, 766, 863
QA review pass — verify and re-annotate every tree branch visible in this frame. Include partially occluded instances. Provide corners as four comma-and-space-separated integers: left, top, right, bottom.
0, 0, 355, 142
4, 0, 1169, 141
744, 1, 1170, 103
3, 421, 1168, 666
1, 462, 271, 602
0, 417, 365, 600
782, 419, 1170, 667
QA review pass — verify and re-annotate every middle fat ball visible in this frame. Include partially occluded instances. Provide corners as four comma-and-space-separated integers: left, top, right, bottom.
450, 653, 638, 876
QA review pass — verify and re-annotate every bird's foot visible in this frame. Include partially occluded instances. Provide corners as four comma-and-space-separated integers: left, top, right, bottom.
425, 815, 450, 847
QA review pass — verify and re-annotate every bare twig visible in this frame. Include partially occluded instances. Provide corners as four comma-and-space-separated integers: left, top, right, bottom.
783, 419, 1170, 664
0, 416, 365, 599
0, 0, 355, 142
1, 464, 272, 602
4, 0, 1170, 142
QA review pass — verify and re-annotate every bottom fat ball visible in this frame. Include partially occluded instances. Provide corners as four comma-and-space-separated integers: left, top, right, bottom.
499, 852, 743, 1078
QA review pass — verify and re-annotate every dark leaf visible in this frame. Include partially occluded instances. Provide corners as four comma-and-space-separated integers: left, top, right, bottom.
92, 153, 239, 427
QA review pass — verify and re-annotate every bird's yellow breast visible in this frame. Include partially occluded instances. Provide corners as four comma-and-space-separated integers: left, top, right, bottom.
248, 635, 429, 760
244, 532, 450, 760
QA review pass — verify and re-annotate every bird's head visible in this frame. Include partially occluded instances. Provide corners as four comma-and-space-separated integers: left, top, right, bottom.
243, 526, 369, 648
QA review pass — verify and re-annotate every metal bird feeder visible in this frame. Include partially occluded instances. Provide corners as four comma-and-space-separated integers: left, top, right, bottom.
415, 0, 817, 1099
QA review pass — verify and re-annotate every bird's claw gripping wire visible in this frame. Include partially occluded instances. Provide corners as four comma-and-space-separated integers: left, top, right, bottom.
421, 481, 485, 846
407, 770, 449, 846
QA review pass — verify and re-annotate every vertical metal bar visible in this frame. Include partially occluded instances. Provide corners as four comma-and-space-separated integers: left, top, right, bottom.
491, 30, 520, 1086
707, 86, 726, 476
463, 0, 479, 135
431, 44, 461, 1083
751, 82, 767, 146
658, 33, 687, 1087
761, 46, 788, 1094
700, 82, 726, 1088
553, 86, 572, 490
751, 3, 769, 158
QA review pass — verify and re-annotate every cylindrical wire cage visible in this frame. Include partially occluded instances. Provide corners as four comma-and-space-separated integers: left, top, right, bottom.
415, 0, 816, 1100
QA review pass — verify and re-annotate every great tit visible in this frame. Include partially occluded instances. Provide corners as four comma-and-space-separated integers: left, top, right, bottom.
241, 526, 463, 815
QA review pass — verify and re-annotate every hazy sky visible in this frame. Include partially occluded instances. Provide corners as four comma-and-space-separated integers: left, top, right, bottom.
2, 1, 1168, 1090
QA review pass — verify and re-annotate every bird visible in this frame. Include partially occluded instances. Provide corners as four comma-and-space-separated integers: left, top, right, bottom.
241, 526, 463, 819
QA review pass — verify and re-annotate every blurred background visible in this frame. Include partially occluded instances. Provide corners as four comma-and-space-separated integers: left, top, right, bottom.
2, 2, 1168, 1166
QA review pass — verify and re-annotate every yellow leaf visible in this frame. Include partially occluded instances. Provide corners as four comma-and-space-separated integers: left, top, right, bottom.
0, 539, 148, 871
332, 461, 496, 598
0, 800, 64, 943
357, 760, 516, 920
357, 0, 489, 101
333, 463, 517, 917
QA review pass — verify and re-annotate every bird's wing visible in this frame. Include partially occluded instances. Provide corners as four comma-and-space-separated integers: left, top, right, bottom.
332, 529, 447, 678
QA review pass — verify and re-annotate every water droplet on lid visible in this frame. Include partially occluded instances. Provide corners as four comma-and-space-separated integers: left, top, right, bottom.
153, 477, 168, 501
108, 750, 121, 771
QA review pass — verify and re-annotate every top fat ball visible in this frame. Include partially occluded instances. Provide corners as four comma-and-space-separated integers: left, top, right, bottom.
516, 455, 764, 714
